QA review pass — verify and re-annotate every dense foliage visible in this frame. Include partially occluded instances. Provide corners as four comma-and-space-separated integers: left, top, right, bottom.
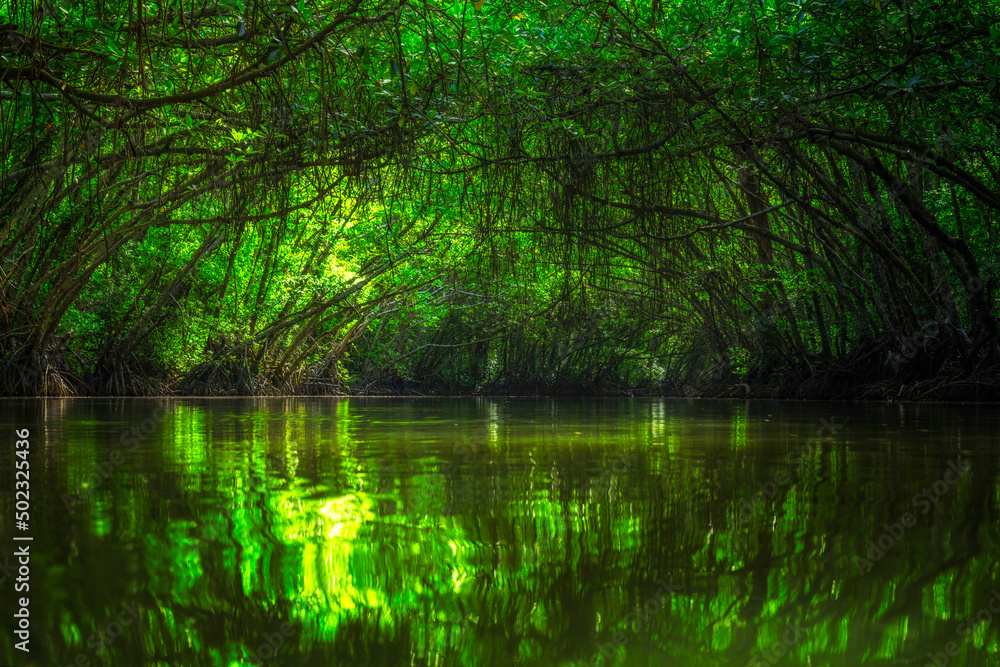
2, 0, 999, 397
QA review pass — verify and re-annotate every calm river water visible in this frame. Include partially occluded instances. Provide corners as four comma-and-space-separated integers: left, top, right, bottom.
1, 398, 998, 666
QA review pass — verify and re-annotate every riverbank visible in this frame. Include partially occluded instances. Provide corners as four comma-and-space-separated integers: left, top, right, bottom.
5, 356, 999, 401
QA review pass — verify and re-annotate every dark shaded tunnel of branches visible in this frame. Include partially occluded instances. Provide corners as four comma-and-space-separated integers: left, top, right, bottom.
2, 0, 999, 399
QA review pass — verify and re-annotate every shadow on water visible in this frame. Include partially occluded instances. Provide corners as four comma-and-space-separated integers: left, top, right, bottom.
1, 397, 998, 666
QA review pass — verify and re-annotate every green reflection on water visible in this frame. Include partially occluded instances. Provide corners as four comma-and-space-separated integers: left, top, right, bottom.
1, 398, 999, 666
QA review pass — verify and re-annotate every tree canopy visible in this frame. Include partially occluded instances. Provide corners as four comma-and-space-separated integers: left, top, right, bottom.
2, 0, 1000, 397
